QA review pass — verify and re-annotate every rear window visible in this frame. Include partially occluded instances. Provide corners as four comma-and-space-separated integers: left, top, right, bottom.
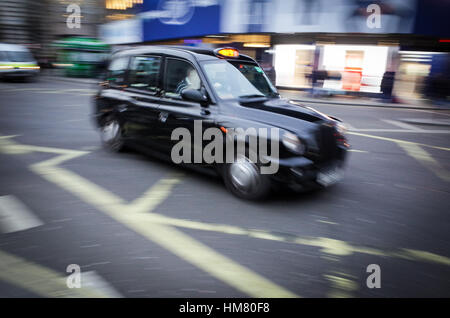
106, 56, 129, 85
128, 56, 161, 93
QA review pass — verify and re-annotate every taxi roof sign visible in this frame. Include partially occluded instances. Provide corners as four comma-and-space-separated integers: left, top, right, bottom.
215, 47, 239, 58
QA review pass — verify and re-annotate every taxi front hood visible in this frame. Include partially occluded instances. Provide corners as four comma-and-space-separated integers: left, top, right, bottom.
237, 97, 326, 123
220, 97, 329, 132
218, 97, 331, 137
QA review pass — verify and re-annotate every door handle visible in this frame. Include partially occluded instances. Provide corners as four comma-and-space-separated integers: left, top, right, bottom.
158, 112, 169, 123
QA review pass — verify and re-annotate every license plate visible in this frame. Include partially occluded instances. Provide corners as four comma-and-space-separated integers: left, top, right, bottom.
316, 167, 343, 187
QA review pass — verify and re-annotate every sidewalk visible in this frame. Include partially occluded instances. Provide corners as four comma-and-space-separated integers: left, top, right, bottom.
278, 89, 450, 111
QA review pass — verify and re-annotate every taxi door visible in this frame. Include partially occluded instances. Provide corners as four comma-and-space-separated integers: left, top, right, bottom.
156, 57, 215, 162
121, 55, 164, 150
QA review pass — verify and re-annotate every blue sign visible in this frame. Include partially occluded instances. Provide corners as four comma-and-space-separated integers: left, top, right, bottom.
141, 0, 221, 42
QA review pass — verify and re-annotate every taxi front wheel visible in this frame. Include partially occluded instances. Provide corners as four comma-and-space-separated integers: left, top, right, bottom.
223, 154, 271, 200
100, 114, 125, 152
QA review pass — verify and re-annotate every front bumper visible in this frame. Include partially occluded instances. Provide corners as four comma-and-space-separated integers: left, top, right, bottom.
267, 146, 348, 189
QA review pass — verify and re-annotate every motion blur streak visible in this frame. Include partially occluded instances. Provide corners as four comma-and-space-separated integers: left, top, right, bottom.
4, 135, 448, 270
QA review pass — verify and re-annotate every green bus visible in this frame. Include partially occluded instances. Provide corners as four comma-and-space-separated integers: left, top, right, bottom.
53, 37, 110, 78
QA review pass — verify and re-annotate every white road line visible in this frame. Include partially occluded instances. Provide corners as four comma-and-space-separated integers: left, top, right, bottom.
381, 119, 424, 131
0, 195, 43, 233
349, 129, 450, 133
81, 271, 122, 298
348, 132, 450, 151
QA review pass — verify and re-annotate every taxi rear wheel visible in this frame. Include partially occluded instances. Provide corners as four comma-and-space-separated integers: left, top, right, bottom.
100, 114, 125, 152
223, 153, 271, 200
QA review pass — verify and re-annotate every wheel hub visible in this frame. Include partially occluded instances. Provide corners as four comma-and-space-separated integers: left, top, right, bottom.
229, 158, 259, 193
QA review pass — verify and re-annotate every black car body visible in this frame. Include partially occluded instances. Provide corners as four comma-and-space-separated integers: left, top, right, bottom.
92, 46, 349, 200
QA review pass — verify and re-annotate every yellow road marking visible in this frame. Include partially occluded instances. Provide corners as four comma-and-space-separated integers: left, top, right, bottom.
128, 176, 183, 213
0, 135, 20, 139
14, 140, 297, 298
0, 137, 32, 154
348, 131, 450, 183
396, 143, 450, 183
324, 273, 358, 298
137, 215, 450, 267
2, 137, 449, 268
397, 249, 450, 266
0, 137, 88, 156
0, 249, 108, 298
348, 131, 450, 151
114, 213, 297, 298
2, 136, 450, 298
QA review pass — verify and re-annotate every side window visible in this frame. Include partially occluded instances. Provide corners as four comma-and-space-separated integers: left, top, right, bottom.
164, 58, 201, 99
128, 56, 161, 93
106, 56, 129, 85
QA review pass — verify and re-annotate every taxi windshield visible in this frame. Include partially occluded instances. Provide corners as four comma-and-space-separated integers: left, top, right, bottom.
202, 60, 278, 100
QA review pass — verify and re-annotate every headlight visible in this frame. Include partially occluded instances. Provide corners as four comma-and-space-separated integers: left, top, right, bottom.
335, 122, 347, 135
282, 132, 305, 155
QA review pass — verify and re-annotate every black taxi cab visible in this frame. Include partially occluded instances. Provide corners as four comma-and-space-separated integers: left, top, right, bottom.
92, 46, 349, 200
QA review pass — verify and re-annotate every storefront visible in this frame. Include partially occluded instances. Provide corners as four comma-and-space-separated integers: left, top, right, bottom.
272, 43, 396, 93
273, 44, 315, 89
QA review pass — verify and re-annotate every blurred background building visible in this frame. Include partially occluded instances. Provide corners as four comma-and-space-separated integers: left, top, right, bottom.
0, 0, 449, 104
0, 0, 106, 63
0, 0, 46, 48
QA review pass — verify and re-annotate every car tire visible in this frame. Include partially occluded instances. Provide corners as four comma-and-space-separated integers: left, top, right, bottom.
222, 151, 271, 200
100, 114, 125, 152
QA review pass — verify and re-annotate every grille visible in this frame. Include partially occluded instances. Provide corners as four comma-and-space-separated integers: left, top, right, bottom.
316, 123, 339, 163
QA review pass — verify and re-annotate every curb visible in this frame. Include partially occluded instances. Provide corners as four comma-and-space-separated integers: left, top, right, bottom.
290, 98, 449, 111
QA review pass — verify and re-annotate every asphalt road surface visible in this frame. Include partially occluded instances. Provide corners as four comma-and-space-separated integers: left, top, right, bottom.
0, 78, 449, 297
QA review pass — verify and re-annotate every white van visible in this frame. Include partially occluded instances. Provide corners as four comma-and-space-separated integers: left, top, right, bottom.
0, 43, 40, 80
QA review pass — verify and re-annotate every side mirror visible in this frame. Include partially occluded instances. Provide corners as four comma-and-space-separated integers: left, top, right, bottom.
181, 88, 208, 105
